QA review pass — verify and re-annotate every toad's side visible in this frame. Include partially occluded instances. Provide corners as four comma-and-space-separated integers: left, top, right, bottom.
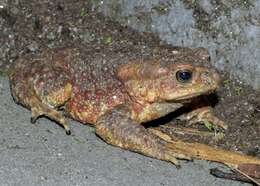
9, 47, 226, 165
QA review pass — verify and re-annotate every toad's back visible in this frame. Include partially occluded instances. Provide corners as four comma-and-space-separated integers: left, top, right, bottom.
59, 48, 129, 124
9, 47, 130, 124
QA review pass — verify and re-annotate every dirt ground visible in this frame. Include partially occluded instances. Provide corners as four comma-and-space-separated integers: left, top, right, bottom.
0, 0, 259, 161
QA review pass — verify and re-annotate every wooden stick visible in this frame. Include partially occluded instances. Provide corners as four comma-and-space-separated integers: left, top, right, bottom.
232, 166, 260, 185
149, 128, 260, 167
149, 128, 260, 184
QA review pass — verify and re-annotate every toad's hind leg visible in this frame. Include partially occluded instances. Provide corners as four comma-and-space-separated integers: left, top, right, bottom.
96, 105, 191, 166
9, 63, 72, 134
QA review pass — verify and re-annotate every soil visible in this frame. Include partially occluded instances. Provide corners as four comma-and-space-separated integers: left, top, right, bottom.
0, 0, 259, 159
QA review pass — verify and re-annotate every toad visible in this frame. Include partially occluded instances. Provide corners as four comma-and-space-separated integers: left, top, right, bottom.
9, 46, 227, 166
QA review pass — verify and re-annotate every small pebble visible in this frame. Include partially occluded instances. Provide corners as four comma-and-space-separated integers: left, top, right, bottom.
27, 42, 39, 52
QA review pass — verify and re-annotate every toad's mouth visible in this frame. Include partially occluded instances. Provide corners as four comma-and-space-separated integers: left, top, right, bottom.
172, 90, 216, 102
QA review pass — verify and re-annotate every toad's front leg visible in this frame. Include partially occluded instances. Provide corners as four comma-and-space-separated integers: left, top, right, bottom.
177, 106, 227, 130
96, 105, 191, 166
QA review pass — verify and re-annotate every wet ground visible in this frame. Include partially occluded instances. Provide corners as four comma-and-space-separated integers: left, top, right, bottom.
0, 0, 259, 185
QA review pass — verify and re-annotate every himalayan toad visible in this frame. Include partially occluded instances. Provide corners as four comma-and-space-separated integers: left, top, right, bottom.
9, 47, 226, 166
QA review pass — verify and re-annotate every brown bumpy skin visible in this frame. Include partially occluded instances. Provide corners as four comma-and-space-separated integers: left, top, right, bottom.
9, 47, 260, 175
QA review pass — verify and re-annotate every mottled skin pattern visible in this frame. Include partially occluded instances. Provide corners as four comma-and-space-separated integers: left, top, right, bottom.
9, 47, 226, 165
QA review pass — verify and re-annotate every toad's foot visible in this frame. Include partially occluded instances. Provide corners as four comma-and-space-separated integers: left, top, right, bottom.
30, 97, 71, 135
177, 106, 227, 130
96, 105, 191, 166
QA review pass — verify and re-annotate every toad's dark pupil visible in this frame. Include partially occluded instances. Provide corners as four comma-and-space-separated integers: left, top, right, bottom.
176, 70, 192, 82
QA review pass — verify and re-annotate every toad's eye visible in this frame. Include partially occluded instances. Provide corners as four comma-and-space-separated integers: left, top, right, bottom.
176, 70, 192, 83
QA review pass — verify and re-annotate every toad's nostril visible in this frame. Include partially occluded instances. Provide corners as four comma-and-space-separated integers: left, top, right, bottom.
201, 71, 210, 80
201, 71, 213, 85
200, 69, 220, 84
